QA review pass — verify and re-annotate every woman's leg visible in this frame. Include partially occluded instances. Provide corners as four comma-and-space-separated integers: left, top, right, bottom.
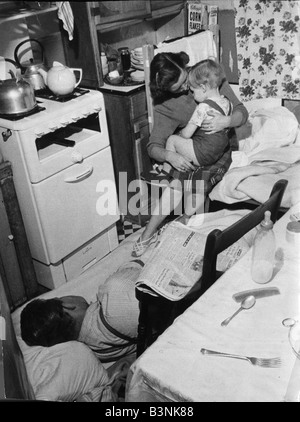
141, 179, 183, 239
132, 179, 184, 256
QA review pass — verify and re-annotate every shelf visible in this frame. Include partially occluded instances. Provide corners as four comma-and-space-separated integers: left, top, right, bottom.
150, 3, 184, 19
96, 3, 184, 32
0, 5, 58, 23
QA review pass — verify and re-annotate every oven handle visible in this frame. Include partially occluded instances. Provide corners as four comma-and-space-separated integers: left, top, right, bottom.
64, 166, 93, 183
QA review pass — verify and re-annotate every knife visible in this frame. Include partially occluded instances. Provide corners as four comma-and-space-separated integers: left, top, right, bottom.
232, 287, 280, 302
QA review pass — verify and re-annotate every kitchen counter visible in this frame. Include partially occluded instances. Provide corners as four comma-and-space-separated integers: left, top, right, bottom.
99, 81, 145, 95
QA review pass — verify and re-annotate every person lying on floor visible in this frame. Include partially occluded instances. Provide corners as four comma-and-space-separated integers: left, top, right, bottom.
20, 260, 143, 364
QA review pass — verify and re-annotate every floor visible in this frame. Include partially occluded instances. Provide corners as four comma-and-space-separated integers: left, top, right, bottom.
116, 219, 142, 243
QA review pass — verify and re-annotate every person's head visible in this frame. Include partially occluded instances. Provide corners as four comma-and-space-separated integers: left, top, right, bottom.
188, 59, 225, 103
149, 51, 190, 103
20, 296, 89, 347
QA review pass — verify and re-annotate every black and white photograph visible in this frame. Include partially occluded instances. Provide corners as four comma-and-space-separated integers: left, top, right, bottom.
0, 0, 299, 406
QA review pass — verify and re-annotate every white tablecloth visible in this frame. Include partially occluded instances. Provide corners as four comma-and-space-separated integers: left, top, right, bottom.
126, 204, 300, 402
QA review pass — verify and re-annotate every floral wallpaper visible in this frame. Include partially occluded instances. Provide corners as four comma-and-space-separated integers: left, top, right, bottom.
234, 0, 300, 101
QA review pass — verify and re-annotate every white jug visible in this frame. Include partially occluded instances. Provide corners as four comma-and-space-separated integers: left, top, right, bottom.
38, 61, 82, 96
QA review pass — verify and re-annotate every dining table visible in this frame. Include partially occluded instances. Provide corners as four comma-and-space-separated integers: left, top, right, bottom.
125, 202, 300, 402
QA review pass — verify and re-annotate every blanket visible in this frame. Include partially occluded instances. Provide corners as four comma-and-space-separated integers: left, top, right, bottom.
209, 106, 300, 208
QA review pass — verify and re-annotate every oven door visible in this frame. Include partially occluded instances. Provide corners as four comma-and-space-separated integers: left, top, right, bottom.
31, 147, 119, 264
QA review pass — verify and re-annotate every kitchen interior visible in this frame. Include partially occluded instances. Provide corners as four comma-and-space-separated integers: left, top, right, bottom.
0, 0, 236, 294
1, 0, 300, 403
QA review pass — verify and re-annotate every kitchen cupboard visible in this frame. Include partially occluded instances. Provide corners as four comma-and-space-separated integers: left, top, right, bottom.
99, 86, 153, 225
62, 2, 186, 88
92, 1, 151, 26
92, 1, 185, 30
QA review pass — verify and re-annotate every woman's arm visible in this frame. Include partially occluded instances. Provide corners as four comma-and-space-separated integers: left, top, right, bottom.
147, 96, 196, 171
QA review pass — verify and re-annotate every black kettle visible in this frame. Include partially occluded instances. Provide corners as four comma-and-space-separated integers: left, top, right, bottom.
14, 39, 47, 90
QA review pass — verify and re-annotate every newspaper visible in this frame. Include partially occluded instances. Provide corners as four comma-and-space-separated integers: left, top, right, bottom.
136, 220, 248, 301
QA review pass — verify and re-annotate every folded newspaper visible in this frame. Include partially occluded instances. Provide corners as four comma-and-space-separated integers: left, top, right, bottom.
136, 211, 252, 301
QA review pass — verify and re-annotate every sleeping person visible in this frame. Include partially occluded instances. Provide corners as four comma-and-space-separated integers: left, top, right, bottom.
20, 260, 143, 363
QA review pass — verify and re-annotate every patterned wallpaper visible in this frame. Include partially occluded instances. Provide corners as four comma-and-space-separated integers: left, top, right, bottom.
234, 0, 300, 101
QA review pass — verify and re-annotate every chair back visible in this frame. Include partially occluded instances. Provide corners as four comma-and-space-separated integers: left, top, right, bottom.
201, 179, 288, 294
142, 28, 219, 133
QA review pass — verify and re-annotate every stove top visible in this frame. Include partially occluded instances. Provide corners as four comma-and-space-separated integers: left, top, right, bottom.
35, 87, 90, 102
0, 105, 46, 121
0, 88, 103, 133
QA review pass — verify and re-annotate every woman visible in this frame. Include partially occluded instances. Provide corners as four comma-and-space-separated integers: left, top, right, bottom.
132, 52, 248, 257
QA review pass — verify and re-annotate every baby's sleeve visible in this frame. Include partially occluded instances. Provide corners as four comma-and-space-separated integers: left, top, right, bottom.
188, 103, 208, 127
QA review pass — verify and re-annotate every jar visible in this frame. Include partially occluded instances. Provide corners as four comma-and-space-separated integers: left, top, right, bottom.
101, 52, 108, 76
108, 58, 118, 73
118, 47, 131, 71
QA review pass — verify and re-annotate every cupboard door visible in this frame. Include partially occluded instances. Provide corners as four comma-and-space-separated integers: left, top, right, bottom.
132, 117, 153, 220
150, 0, 184, 11
32, 148, 118, 264
62, 2, 103, 88
133, 117, 152, 180
93, 1, 151, 25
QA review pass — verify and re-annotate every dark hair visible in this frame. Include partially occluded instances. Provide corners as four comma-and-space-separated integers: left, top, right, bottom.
149, 51, 190, 103
20, 298, 76, 347
188, 59, 225, 90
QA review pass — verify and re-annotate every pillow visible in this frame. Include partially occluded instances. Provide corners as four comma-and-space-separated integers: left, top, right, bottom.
12, 304, 116, 402
21, 341, 115, 402
235, 98, 282, 142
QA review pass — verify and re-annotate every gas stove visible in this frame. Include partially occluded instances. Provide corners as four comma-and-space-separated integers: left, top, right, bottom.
0, 105, 46, 121
0, 88, 102, 135
35, 87, 90, 102
0, 87, 119, 289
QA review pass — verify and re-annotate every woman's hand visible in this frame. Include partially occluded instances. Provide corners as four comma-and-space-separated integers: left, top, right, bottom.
202, 110, 231, 134
166, 151, 196, 172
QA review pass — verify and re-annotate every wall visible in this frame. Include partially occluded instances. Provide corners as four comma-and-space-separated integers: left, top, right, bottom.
0, 6, 65, 69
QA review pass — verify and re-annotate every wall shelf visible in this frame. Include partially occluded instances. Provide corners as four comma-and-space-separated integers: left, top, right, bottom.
96, 2, 185, 33
0, 5, 57, 23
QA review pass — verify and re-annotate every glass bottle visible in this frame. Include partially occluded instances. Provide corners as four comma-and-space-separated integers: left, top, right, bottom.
108, 57, 117, 73
101, 52, 108, 76
118, 47, 131, 72
251, 210, 276, 284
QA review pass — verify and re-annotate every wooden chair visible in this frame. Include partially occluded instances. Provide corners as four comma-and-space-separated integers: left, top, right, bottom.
142, 28, 220, 133
141, 28, 220, 214
135, 179, 288, 357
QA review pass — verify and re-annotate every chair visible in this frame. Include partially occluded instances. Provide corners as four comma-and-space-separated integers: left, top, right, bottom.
142, 28, 220, 133
140, 29, 220, 215
135, 179, 288, 356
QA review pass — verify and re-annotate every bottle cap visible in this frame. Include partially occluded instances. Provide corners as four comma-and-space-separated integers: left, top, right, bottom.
261, 210, 273, 229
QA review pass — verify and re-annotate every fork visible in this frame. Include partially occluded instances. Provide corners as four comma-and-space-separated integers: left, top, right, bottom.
200, 348, 281, 368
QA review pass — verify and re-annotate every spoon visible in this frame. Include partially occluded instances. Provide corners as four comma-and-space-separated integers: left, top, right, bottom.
221, 295, 256, 327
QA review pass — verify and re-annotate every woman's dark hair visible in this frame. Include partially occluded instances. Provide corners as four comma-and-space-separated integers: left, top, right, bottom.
149, 51, 190, 103
20, 298, 76, 347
